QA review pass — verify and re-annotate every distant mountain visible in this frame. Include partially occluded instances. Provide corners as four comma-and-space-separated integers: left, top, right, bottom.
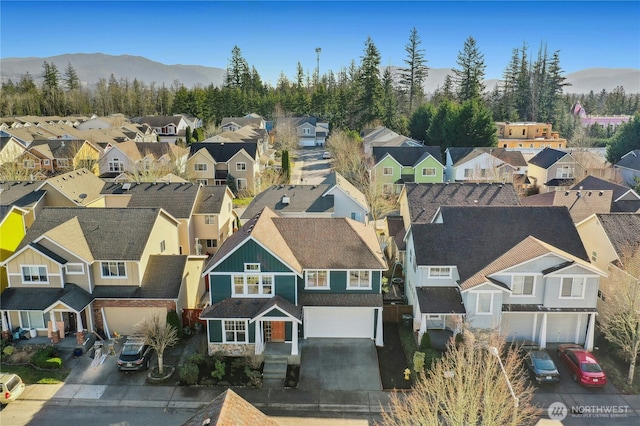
1, 53, 638, 94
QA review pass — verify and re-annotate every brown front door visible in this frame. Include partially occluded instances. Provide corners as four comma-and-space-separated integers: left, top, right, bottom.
271, 321, 285, 342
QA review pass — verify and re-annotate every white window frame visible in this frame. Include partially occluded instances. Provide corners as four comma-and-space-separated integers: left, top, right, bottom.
556, 165, 574, 179
511, 275, 535, 296
223, 320, 248, 343
108, 158, 124, 172
560, 277, 585, 299
196, 179, 208, 185
20, 311, 46, 329
305, 270, 330, 289
348, 270, 371, 289
194, 163, 207, 171
204, 239, 217, 248
57, 158, 70, 168
350, 212, 363, 222
236, 162, 247, 171
476, 292, 493, 314
232, 274, 273, 296
236, 178, 247, 190
23, 159, 35, 169
43, 159, 51, 166
65, 263, 84, 275
302, 127, 311, 135
428, 267, 452, 278
422, 167, 436, 177
204, 215, 216, 225
428, 314, 442, 320
101, 261, 127, 278
21, 265, 48, 284
382, 167, 393, 176
244, 263, 260, 272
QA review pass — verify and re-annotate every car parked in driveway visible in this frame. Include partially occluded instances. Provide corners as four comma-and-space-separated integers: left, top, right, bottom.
117, 337, 153, 371
322, 151, 331, 159
524, 349, 560, 384
0, 373, 25, 405
557, 344, 607, 387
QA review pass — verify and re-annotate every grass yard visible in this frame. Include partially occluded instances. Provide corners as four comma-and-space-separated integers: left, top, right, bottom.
597, 355, 640, 394
0, 364, 70, 384
398, 324, 419, 371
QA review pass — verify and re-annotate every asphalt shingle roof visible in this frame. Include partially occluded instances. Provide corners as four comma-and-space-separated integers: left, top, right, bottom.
416, 287, 465, 314
0, 181, 46, 207
520, 189, 614, 222
411, 206, 589, 282
404, 182, 521, 224
372, 146, 443, 167
528, 147, 571, 169
298, 293, 383, 307
0, 283, 92, 311
596, 213, 640, 258
189, 142, 257, 162
193, 185, 230, 214
101, 181, 200, 218
616, 149, 640, 171
182, 389, 279, 426
240, 184, 333, 220
200, 295, 299, 319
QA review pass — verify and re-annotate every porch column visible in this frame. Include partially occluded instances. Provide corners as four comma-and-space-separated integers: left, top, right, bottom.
50, 311, 60, 344
1, 311, 10, 340
76, 311, 85, 345
254, 320, 263, 355
585, 313, 596, 351
418, 314, 427, 342
376, 308, 384, 346
574, 315, 582, 344
538, 312, 548, 349
291, 321, 299, 355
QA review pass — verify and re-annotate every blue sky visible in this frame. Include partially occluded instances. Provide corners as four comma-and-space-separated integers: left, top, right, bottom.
2, 1, 639, 85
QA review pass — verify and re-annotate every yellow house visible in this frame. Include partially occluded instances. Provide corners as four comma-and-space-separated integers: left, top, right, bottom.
496, 122, 567, 149
0, 206, 27, 292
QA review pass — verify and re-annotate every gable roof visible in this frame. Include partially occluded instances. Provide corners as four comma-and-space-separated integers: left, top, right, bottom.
330, 171, 369, 212
596, 213, 640, 260
404, 182, 521, 224
181, 389, 279, 426
616, 149, 640, 171
137, 115, 183, 127
193, 185, 232, 214
188, 142, 258, 162
520, 189, 614, 222
28, 139, 94, 159
411, 206, 589, 282
110, 141, 188, 161
446, 147, 526, 167
571, 175, 640, 202
373, 146, 443, 167
18, 207, 170, 260
528, 147, 573, 169
38, 168, 105, 206
416, 286, 465, 314
0, 283, 93, 311
101, 181, 201, 218
0, 181, 46, 208
240, 184, 333, 220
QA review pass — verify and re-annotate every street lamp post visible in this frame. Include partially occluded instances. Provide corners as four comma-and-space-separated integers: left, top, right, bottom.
490, 346, 519, 426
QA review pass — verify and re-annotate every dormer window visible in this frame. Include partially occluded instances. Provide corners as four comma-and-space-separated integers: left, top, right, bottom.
428, 267, 452, 278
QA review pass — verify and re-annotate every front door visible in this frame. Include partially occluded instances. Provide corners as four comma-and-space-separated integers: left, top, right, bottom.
271, 321, 285, 342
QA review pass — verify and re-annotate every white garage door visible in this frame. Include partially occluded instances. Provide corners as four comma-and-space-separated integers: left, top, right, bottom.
547, 313, 583, 344
501, 313, 536, 342
103, 307, 166, 336
304, 307, 374, 339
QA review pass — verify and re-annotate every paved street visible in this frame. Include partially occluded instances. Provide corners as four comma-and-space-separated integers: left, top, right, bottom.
293, 147, 333, 185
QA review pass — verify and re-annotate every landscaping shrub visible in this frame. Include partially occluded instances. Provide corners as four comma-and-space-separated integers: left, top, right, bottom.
179, 362, 199, 385
44, 357, 62, 369
413, 351, 426, 373
420, 332, 431, 350
166, 310, 183, 339
3, 345, 15, 357
454, 332, 464, 348
210, 360, 226, 380
188, 353, 205, 365
31, 346, 60, 369
423, 348, 442, 372
245, 365, 263, 388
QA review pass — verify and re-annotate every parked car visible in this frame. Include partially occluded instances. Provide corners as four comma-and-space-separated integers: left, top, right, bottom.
322, 151, 331, 159
117, 337, 153, 371
556, 344, 607, 387
0, 373, 25, 405
523, 349, 560, 384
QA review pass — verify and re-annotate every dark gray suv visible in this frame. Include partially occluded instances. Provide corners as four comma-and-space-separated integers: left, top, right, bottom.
117, 337, 152, 371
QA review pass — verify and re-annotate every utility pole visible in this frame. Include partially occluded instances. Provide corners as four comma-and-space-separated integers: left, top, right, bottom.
315, 47, 322, 77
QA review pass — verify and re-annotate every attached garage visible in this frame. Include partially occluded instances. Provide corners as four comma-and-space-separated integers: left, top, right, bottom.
546, 313, 584, 344
501, 312, 537, 342
304, 307, 375, 339
102, 307, 167, 336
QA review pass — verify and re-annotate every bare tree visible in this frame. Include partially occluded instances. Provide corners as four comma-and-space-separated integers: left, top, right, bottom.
379, 329, 538, 426
134, 314, 179, 376
273, 119, 299, 154
327, 129, 364, 182
598, 246, 640, 386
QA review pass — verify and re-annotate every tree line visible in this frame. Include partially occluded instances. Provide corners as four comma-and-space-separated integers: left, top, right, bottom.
1, 30, 639, 150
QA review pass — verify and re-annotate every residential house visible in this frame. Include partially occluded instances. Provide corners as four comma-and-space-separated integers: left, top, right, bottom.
206, 126, 270, 159
370, 146, 443, 194
199, 207, 387, 356
98, 141, 189, 180
575, 213, 640, 321
0, 205, 28, 291
0, 207, 206, 341
188, 142, 260, 194
520, 189, 615, 223
614, 149, 640, 186
0, 136, 27, 166
0, 181, 47, 228
135, 115, 196, 144
567, 149, 617, 181
240, 171, 369, 224
404, 206, 605, 350
571, 175, 640, 213
22, 139, 102, 176
496, 122, 567, 149
444, 147, 527, 184
527, 148, 584, 192
221, 114, 267, 132
101, 182, 236, 256
362, 126, 423, 157
37, 168, 106, 207
182, 389, 279, 426
277, 116, 329, 147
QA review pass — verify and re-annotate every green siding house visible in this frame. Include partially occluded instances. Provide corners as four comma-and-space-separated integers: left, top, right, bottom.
371, 146, 443, 194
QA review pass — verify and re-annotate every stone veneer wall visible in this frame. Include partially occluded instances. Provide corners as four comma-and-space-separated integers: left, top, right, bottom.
208, 343, 255, 357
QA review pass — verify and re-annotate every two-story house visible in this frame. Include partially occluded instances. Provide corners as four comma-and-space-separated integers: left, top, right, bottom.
199, 207, 387, 357
571, 175, 640, 213
135, 115, 194, 144
277, 116, 329, 147
98, 141, 189, 180
370, 146, 443, 194
527, 148, 584, 192
221, 114, 267, 132
362, 126, 423, 158
21, 139, 102, 176
496, 122, 567, 149
0, 207, 206, 342
404, 206, 605, 351
444, 147, 527, 184
615, 149, 640, 186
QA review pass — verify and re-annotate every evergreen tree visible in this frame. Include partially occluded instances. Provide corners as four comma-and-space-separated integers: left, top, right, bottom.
408, 103, 436, 143
381, 67, 400, 131
515, 43, 532, 121
453, 36, 486, 102
41, 61, 63, 115
399, 27, 428, 114
63, 62, 80, 91
225, 46, 248, 90
453, 99, 498, 147
427, 99, 458, 148
185, 125, 192, 144
355, 37, 383, 129
606, 115, 640, 164
281, 150, 291, 183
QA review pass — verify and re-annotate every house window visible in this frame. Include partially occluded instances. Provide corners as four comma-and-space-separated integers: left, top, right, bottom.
348, 270, 371, 289
382, 184, 393, 194
306, 270, 329, 289
428, 267, 452, 278
20, 311, 46, 329
101, 261, 126, 278
232, 274, 273, 296
160, 240, 166, 253
476, 293, 493, 314
108, 158, 124, 172
204, 239, 217, 248
508, 129, 512, 136
21, 265, 48, 283
464, 169, 472, 178
43, 159, 51, 166
422, 168, 436, 177
223, 320, 247, 343
23, 159, 35, 169
382, 167, 393, 176
561, 277, 585, 298
350, 212, 362, 221
57, 159, 70, 168
65, 264, 84, 275
236, 162, 247, 171
556, 165, 574, 179
204, 215, 215, 225
196, 179, 208, 185
512, 275, 534, 296
558, 144, 563, 148
522, 129, 526, 136
302, 128, 311, 135
237, 178, 247, 190
518, 144, 523, 148
194, 163, 207, 171
245, 263, 260, 272
598, 290, 606, 302
591, 251, 597, 262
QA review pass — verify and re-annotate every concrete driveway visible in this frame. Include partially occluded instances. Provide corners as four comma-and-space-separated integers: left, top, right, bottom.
297, 339, 382, 391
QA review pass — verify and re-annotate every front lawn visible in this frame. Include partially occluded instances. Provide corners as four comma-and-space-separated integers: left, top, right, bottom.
1, 344, 70, 384
0, 364, 70, 384
597, 354, 640, 394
